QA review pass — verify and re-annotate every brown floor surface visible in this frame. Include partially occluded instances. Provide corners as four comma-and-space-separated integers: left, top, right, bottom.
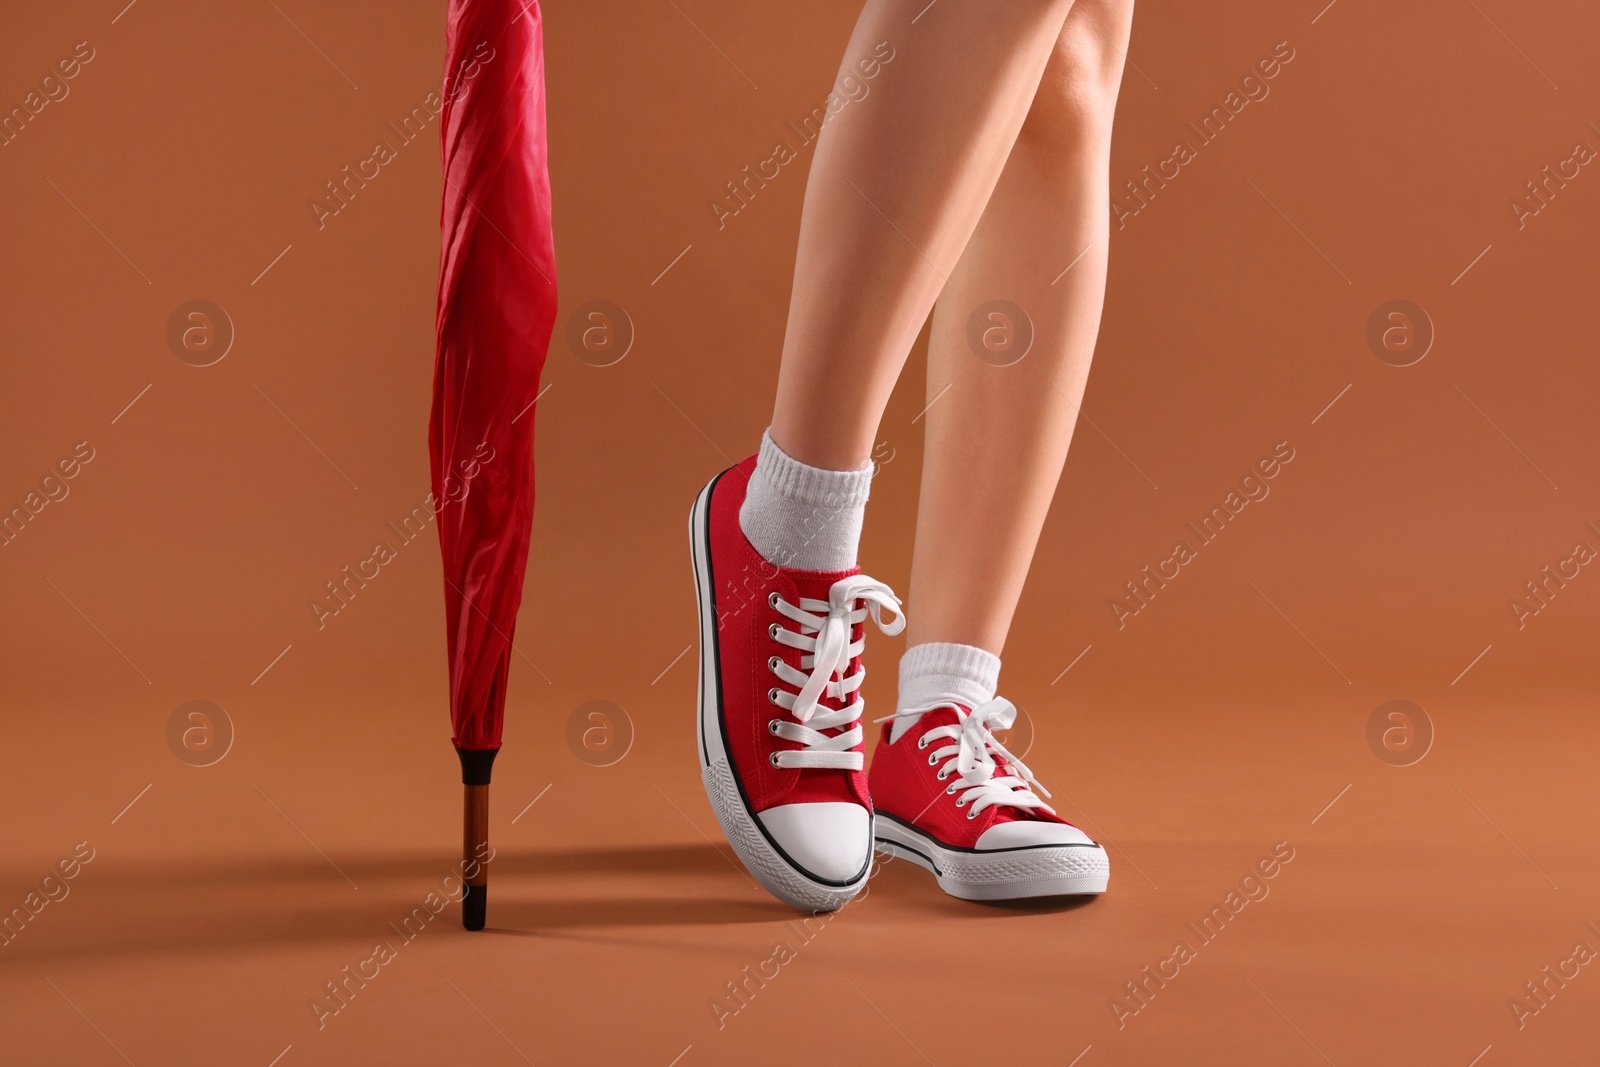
4, 691, 1600, 1065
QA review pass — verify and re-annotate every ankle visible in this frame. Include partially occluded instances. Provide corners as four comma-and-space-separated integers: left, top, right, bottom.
890, 641, 1001, 743
738, 429, 872, 572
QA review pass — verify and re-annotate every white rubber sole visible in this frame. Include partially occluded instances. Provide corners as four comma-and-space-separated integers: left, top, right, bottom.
874, 815, 1110, 901
689, 475, 868, 913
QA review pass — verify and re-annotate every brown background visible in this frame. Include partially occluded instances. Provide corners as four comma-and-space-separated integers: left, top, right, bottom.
4, 0, 1600, 1063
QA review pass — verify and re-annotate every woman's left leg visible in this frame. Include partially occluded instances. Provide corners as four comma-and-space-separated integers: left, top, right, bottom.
868, 0, 1134, 902
907, 0, 1134, 655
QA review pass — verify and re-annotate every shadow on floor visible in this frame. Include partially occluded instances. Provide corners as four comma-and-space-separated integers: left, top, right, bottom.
0, 842, 798, 963
0, 841, 744, 892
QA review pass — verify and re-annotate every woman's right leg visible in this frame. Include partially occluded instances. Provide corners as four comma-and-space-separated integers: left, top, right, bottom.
768, 0, 1078, 471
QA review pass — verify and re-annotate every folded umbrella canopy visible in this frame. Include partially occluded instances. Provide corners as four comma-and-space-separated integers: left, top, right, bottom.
430, 0, 557, 931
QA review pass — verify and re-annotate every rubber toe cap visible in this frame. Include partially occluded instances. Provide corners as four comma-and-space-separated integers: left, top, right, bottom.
757, 802, 871, 883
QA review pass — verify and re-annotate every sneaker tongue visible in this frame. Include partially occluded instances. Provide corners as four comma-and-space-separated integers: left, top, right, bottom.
785, 566, 860, 601
913, 704, 964, 731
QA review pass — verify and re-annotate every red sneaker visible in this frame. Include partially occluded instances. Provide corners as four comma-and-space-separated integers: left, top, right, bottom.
690, 459, 905, 911
869, 698, 1109, 900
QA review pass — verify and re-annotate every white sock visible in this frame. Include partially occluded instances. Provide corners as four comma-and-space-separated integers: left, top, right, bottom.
739, 429, 872, 572
890, 642, 1001, 742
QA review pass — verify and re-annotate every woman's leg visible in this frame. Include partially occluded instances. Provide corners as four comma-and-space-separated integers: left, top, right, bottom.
863, 1, 1132, 903
767, 0, 1078, 471
694, 0, 1084, 913
907, 0, 1134, 653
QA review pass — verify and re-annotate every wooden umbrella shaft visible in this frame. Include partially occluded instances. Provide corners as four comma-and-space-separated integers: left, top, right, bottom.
456, 746, 498, 931
462, 783, 489, 930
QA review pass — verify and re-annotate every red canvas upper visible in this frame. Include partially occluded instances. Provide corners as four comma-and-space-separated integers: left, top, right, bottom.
707, 458, 872, 814
869, 705, 1085, 848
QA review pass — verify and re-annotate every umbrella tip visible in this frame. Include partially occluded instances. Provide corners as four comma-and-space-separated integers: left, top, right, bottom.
462, 883, 487, 930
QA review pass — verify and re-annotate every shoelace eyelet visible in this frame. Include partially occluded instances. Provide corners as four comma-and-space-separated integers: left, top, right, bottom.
768, 592, 782, 608
937, 768, 951, 781
768, 655, 782, 673
768, 623, 781, 640
916, 737, 929, 750
768, 688, 782, 705
927, 753, 939, 766
769, 753, 782, 768
945, 783, 957, 794
966, 808, 978, 820
954, 797, 967, 807
767, 720, 781, 735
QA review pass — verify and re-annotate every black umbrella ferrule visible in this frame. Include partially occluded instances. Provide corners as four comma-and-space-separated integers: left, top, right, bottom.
455, 745, 498, 785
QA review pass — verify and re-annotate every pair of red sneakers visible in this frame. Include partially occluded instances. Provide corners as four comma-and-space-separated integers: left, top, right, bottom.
690, 459, 1109, 911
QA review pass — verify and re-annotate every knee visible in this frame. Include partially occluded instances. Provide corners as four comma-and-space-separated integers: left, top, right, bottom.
1016, 4, 1132, 160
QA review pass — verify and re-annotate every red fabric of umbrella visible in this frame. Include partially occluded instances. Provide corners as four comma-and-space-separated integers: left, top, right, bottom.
430, 0, 557, 930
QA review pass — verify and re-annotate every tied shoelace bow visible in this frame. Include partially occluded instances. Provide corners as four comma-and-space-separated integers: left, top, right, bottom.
877, 698, 1055, 818
767, 574, 905, 771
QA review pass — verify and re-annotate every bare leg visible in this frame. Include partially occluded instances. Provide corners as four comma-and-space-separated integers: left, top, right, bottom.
907, 0, 1134, 652
768, 0, 1078, 471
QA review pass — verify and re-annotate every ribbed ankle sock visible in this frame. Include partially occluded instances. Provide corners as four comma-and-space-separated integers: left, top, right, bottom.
890, 641, 1001, 743
738, 429, 872, 572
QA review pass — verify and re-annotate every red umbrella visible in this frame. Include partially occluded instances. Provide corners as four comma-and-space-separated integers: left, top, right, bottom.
430, 0, 558, 931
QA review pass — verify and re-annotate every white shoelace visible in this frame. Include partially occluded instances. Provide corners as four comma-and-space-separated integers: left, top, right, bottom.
877, 698, 1054, 818
767, 574, 905, 771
